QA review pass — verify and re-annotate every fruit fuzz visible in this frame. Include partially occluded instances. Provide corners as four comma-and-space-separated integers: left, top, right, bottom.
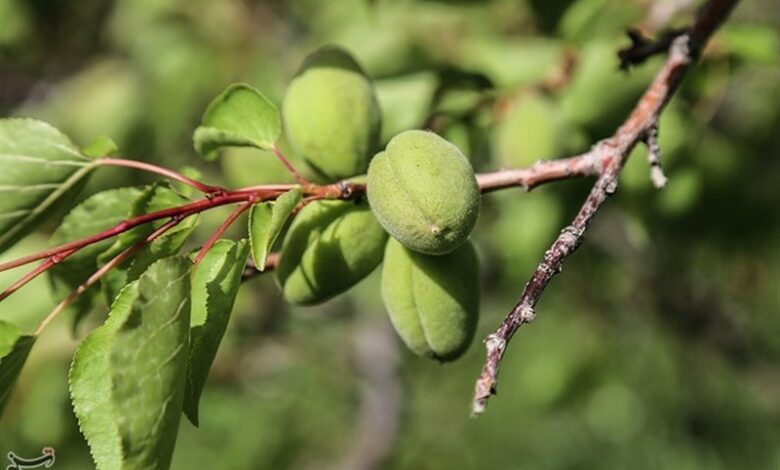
367, 130, 480, 255
282, 46, 381, 181
276, 200, 388, 305
381, 238, 480, 362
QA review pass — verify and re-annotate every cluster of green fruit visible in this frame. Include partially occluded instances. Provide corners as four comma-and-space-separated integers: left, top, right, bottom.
278, 47, 481, 362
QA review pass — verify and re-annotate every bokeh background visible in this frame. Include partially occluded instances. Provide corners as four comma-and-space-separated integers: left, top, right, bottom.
1, 0, 779, 468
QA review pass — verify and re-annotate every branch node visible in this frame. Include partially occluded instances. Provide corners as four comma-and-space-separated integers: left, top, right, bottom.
643, 124, 668, 188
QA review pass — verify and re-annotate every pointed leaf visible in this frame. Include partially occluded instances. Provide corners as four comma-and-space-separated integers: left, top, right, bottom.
248, 189, 302, 271
183, 239, 249, 425
0, 118, 95, 252
0, 320, 36, 417
82, 136, 119, 158
48, 187, 143, 331
70, 256, 191, 470
193, 83, 281, 159
69, 282, 139, 470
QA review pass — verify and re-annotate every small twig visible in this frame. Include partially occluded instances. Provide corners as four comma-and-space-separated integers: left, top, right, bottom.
476, 152, 601, 193
33, 216, 185, 336
272, 145, 310, 186
193, 199, 256, 264
618, 27, 689, 70
0, 249, 76, 301
96, 157, 225, 194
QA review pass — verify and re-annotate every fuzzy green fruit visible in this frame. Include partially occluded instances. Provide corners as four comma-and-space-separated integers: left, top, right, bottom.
277, 200, 388, 305
282, 46, 381, 181
367, 130, 480, 255
381, 238, 480, 362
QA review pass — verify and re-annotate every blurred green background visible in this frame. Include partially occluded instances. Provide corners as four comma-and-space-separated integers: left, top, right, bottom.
1, 0, 779, 468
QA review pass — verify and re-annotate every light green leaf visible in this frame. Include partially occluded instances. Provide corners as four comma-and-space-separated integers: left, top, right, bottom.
0, 118, 95, 253
0, 320, 35, 417
248, 189, 302, 271
70, 257, 192, 470
48, 187, 143, 331
69, 282, 139, 470
193, 83, 281, 159
82, 136, 119, 158
184, 239, 249, 425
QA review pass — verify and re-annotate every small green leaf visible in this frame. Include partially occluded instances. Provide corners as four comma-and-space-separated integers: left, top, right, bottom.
0, 118, 95, 253
184, 239, 249, 425
70, 256, 191, 470
248, 189, 302, 271
48, 187, 143, 331
0, 320, 36, 417
82, 136, 119, 158
193, 83, 281, 159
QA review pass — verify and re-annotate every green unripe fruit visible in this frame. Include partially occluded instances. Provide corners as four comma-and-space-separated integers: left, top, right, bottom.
277, 200, 388, 305
381, 238, 480, 362
367, 130, 480, 255
282, 46, 381, 181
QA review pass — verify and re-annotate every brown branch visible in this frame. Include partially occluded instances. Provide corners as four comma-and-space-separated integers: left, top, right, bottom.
472, 0, 740, 415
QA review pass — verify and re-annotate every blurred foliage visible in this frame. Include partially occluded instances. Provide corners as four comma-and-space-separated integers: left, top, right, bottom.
1, 0, 779, 469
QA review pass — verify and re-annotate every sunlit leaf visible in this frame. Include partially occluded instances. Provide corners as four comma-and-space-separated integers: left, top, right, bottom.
70, 257, 191, 470
248, 189, 302, 271
184, 239, 249, 425
193, 83, 281, 159
0, 118, 95, 253
82, 136, 119, 158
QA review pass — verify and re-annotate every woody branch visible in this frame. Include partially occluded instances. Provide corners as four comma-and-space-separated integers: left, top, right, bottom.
472, 0, 741, 415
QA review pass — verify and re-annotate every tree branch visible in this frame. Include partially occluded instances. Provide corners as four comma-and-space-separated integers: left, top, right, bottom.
472, 0, 740, 415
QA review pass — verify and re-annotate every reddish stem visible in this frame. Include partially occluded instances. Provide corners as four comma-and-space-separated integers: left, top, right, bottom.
193, 199, 256, 264
33, 216, 183, 336
272, 145, 309, 186
0, 192, 256, 272
0, 249, 77, 301
97, 158, 224, 194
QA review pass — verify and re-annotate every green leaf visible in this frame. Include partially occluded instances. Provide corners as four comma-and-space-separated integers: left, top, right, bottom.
248, 189, 302, 271
184, 239, 249, 425
48, 187, 143, 331
70, 257, 191, 470
98, 183, 188, 263
82, 136, 119, 158
69, 283, 138, 470
0, 320, 36, 417
0, 118, 95, 253
98, 183, 198, 305
193, 83, 281, 159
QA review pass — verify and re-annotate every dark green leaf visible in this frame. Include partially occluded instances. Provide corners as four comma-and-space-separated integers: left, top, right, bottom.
0, 118, 95, 253
184, 239, 249, 425
70, 257, 191, 470
48, 187, 143, 331
0, 320, 36, 417
248, 189, 302, 271
193, 83, 281, 159
98, 183, 198, 305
